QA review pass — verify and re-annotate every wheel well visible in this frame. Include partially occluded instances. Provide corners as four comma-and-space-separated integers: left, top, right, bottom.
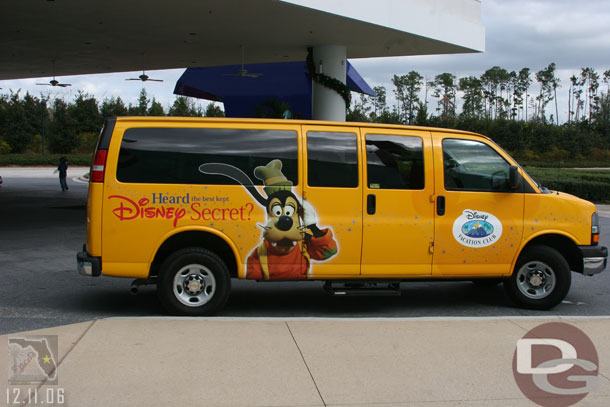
522, 234, 582, 274
150, 231, 238, 278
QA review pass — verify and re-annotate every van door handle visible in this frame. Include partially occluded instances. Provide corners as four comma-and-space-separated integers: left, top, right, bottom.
437, 195, 445, 216
367, 194, 376, 215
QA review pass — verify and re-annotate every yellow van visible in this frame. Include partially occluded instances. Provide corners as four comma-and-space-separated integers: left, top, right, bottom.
77, 117, 607, 315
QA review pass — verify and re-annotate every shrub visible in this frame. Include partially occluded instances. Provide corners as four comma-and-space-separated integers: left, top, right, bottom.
525, 167, 610, 202
75, 132, 99, 154
0, 138, 11, 154
0, 153, 92, 166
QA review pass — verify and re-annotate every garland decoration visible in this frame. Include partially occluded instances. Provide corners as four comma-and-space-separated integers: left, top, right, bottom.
306, 47, 351, 109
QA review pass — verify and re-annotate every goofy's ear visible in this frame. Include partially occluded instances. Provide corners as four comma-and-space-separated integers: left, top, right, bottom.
198, 163, 267, 207
297, 200, 304, 220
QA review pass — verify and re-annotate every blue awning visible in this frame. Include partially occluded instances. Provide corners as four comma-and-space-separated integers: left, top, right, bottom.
174, 61, 375, 119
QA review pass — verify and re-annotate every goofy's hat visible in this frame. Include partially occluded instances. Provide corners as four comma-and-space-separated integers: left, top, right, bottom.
254, 159, 292, 196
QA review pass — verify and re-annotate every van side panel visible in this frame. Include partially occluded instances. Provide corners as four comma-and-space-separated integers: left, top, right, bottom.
100, 120, 305, 279
431, 133, 524, 276
301, 125, 363, 277
86, 182, 104, 257
360, 128, 434, 276
522, 193, 595, 246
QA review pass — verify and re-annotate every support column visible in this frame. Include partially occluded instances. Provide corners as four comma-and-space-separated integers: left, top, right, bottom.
312, 45, 347, 122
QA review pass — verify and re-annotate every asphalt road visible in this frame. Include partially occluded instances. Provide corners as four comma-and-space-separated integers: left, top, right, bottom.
1, 169, 610, 335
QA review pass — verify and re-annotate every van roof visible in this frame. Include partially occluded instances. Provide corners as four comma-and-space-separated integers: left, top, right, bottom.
112, 116, 488, 140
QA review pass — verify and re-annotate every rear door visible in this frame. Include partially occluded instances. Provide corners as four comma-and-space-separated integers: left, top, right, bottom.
432, 135, 524, 276
301, 125, 363, 277
360, 128, 434, 276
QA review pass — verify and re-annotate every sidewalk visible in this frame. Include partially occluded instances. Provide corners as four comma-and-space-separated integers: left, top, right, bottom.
2, 317, 609, 406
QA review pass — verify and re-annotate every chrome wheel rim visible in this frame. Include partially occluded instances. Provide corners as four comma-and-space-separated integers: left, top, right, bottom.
516, 261, 556, 299
173, 264, 216, 307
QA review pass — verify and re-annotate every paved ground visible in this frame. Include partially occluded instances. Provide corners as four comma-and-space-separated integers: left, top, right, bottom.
1, 167, 610, 335
1, 317, 609, 406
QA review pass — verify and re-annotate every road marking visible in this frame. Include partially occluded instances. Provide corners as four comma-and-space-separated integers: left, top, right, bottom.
562, 300, 587, 305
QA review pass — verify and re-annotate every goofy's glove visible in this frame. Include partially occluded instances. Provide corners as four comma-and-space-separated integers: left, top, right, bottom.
301, 199, 325, 238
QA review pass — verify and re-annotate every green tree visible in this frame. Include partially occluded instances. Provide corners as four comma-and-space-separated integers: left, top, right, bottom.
204, 103, 225, 117
347, 93, 372, 122
515, 68, 532, 121
511, 68, 531, 121
375, 109, 402, 125
392, 72, 423, 124
148, 98, 165, 116
0, 94, 12, 153
535, 63, 560, 124
480, 66, 511, 119
458, 76, 484, 119
128, 88, 150, 115
604, 70, 610, 94
68, 92, 102, 134
100, 96, 128, 118
0, 91, 38, 153
48, 98, 78, 153
430, 73, 457, 121
570, 74, 584, 123
371, 86, 387, 120
169, 96, 203, 117
594, 71, 610, 138
413, 101, 429, 126
580, 68, 600, 122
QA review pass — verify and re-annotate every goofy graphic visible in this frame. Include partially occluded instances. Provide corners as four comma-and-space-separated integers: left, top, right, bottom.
198, 159, 337, 280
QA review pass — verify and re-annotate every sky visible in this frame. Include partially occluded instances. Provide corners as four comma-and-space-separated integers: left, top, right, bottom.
1, 0, 609, 122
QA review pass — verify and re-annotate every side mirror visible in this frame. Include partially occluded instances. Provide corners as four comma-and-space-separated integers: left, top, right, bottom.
509, 165, 520, 189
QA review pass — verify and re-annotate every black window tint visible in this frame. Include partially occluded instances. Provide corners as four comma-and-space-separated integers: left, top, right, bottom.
307, 132, 358, 188
116, 128, 298, 185
366, 134, 424, 190
443, 139, 511, 192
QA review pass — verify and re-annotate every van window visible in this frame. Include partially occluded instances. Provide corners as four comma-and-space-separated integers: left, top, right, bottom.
116, 128, 298, 185
443, 138, 511, 192
307, 131, 358, 188
365, 134, 424, 190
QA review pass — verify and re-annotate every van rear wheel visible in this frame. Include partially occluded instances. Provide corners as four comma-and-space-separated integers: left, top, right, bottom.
504, 245, 570, 310
157, 248, 231, 316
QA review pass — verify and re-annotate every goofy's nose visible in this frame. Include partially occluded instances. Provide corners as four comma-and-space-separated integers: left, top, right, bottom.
276, 216, 293, 231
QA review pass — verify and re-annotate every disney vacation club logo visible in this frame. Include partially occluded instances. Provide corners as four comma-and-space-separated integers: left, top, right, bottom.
452, 209, 503, 248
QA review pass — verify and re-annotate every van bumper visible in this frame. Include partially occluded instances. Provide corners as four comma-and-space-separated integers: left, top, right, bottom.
578, 245, 608, 276
77, 245, 102, 277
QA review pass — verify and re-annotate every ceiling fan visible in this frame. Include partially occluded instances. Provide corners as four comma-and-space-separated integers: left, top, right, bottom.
223, 46, 263, 78
36, 76, 71, 87
126, 70, 163, 82
36, 61, 72, 87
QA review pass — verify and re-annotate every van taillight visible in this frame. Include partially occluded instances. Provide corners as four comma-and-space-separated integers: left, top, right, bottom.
91, 150, 108, 182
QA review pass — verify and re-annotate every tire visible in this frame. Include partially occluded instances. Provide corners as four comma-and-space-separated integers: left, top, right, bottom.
157, 247, 231, 316
504, 245, 571, 310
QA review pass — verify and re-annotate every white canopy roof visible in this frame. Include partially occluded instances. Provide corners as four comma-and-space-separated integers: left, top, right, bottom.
0, 0, 484, 80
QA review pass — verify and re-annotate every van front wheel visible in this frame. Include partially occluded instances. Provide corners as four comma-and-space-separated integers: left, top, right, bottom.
157, 248, 231, 316
504, 246, 570, 310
